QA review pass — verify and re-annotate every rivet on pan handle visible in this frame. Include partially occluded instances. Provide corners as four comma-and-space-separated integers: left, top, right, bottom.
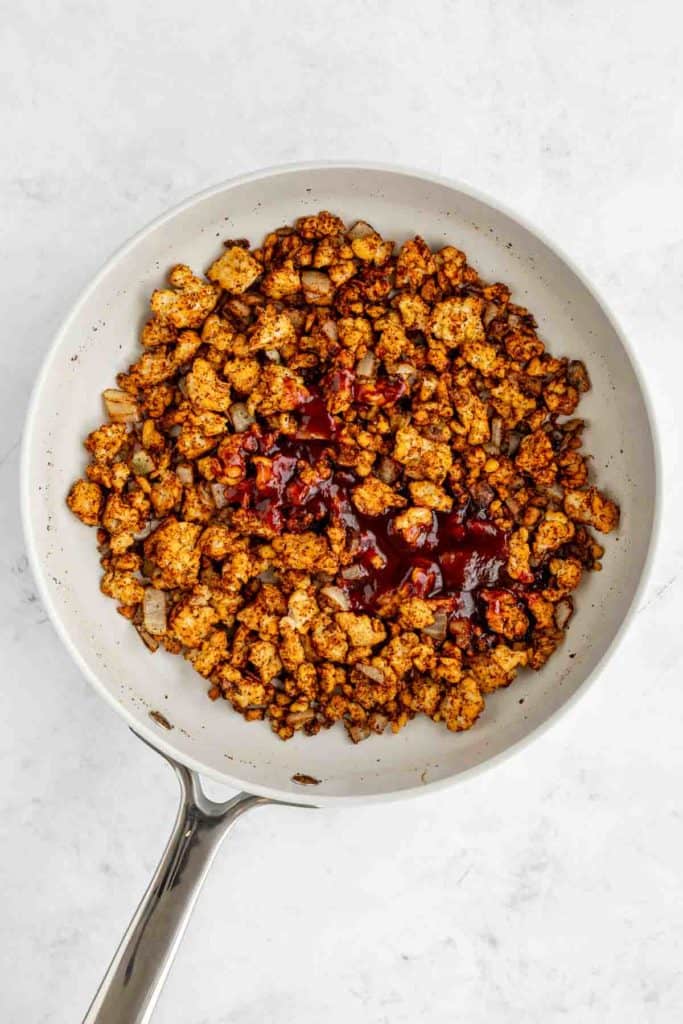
82, 733, 308, 1024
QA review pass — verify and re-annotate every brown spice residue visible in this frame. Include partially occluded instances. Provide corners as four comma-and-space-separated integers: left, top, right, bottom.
291, 773, 321, 786
149, 710, 174, 730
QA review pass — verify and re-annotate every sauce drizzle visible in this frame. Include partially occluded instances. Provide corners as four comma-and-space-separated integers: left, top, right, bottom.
218, 421, 509, 622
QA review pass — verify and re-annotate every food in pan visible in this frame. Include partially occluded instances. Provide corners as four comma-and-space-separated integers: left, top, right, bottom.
67, 211, 619, 742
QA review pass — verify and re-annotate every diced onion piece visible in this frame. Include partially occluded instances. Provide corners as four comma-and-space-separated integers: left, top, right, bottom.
135, 625, 159, 652
507, 431, 521, 456
143, 588, 167, 636
483, 302, 500, 327
561, 417, 585, 436
286, 307, 306, 333
258, 567, 278, 584
491, 417, 503, 450
376, 456, 399, 485
555, 598, 573, 630
286, 709, 316, 728
356, 663, 384, 683
395, 363, 418, 384
141, 558, 155, 580
320, 585, 351, 611
347, 722, 371, 743
368, 711, 389, 734
301, 270, 333, 305
231, 296, 252, 315
230, 402, 255, 433
347, 220, 375, 240
356, 351, 377, 378
176, 464, 194, 485
264, 349, 281, 363
223, 297, 251, 327
103, 389, 140, 424
133, 523, 154, 541
131, 449, 155, 476
341, 564, 367, 581
423, 611, 448, 640
210, 482, 228, 508
321, 319, 338, 342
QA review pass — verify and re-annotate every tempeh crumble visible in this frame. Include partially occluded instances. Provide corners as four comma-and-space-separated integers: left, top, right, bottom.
67, 211, 619, 743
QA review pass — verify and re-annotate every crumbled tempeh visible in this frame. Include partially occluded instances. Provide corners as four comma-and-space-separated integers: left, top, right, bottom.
352, 477, 407, 516
564, 487, 619, 533
67, 210, 618, 743
67, 479, 103, 526
144, 519, 202, 589
151, 265, 218, 328
393, 426, 452, 483
430, 296, 485, 346
207, 247, 261, 295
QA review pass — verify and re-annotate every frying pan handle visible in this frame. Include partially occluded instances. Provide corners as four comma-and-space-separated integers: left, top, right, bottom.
82, 742, 274, 1024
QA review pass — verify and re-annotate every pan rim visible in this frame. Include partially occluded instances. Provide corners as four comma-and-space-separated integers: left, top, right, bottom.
20, 159, 662, 807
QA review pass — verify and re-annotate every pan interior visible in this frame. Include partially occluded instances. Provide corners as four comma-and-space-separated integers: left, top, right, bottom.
23, 166, 656, 802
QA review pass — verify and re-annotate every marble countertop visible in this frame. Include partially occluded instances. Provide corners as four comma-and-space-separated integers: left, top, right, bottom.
2, 2, 682, 1021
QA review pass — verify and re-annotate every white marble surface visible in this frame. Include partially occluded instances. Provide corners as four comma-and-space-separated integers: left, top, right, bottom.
1, 2, 682, 1021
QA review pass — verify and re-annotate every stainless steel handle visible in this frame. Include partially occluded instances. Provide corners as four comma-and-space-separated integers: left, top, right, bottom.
83, 739, 275, 1024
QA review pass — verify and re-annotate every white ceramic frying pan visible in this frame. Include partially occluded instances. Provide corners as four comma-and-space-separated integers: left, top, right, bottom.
21, 163, 659, 1023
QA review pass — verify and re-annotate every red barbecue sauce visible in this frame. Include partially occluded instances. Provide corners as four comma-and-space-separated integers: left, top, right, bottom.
219, 389, 508, 621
